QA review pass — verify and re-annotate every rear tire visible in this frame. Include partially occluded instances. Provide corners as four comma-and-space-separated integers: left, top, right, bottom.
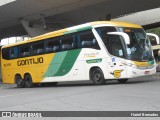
15, 75, 24, 88
117, 79, 128, 83
91, 68, 105, 85
24, 74, 34, 88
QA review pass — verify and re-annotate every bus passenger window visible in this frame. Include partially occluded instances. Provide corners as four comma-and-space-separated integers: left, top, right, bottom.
2, 48, 10, 60
10, 48, 14, 58
32, 42, 44, 55
61, 35, 74, 51
37, 49, 44, 54
46, 47, 53, 52
46, 38, 60, 53
53, 46, 60, 52
78, 30, 100, 49
10, 47, 19, 59
62, 44, 72, 50
19, 45, 30, 57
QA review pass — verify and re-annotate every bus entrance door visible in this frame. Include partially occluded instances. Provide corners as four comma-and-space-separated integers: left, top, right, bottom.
108, 57, 127, 79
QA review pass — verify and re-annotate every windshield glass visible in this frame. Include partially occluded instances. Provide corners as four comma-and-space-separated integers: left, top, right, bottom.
118, 27, 153, 61
95, 26, 154, 62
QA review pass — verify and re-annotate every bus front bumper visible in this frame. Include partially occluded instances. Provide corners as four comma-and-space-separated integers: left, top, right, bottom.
126, 65, 156, 78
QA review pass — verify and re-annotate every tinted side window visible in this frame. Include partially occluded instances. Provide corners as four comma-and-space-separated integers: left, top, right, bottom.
2, 46, 19, 60
2, 48, 10, 60
46, 38, 60, 53
32, 41, 44, 55
10, 47, 19, 59
61, 34, 76, 51
96, 27, 117, 39
19, 44, 30, 57
77, 30, 100, 49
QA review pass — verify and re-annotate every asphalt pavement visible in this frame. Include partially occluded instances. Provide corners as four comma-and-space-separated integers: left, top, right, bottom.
0, 73, 160, 119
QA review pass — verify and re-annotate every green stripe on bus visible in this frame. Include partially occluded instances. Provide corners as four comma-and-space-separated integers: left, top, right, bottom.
86, 58, 102, 64
147, 60, 154, 65
77, 26, 92, 32
42, 51, 68, 77
43, 49, 81, 77
54, 49, 81, 76
64, 30, 78, 35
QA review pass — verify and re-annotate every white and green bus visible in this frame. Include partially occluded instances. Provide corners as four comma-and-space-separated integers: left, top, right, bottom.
1, 21, 159, 88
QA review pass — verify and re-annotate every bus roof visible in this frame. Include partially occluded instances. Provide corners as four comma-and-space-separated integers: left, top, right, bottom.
2, 21, 142, 48
91, 21, 142, 28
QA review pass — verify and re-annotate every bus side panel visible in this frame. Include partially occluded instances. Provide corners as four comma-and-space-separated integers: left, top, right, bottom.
1, 59, 19, 84
43, 48, 105, 82
82, 49, 109, 80
69, 48, 108, 81
42, 49, 82, 82
1, 53, 54, 84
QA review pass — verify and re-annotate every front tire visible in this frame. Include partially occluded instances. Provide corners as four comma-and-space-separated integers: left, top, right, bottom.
24, 74, 34, 88
91, 68, 105, 85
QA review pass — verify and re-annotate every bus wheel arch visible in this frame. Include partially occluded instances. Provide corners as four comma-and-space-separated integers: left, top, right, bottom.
24, 73, 34, 88
89, 66, 105, 85
15, 74, 25, 88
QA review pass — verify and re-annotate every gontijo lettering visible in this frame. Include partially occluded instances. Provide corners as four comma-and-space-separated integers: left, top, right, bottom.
17, 57, 44, 66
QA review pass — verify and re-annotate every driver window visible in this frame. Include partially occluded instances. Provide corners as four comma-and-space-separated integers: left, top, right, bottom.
106, 35, 124, 58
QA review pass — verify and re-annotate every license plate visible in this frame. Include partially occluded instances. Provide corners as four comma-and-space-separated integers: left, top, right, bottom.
144, 71, 150, 75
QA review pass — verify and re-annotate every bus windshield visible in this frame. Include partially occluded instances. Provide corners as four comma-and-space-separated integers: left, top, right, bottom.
118, 28, 154, 61
96, 27, 154, 62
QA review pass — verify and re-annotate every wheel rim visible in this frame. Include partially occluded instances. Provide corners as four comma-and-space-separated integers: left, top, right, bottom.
16, 78, 24, 88
17, 79, 22, 86
93, 70, 102, 83
25, 78, 30, 86
25, 75, 33, 88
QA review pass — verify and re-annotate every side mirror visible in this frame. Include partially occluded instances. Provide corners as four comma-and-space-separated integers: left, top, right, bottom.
147, 33, 160, 45
107, 32, 130, 45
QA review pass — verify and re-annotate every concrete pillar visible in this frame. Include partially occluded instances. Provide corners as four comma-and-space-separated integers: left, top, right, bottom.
21, 19, 47, 37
